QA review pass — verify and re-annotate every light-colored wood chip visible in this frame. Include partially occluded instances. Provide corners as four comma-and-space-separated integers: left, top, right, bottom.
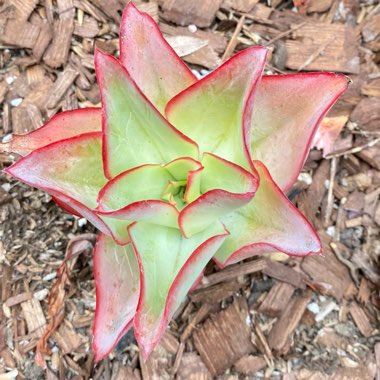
21, 298, 47, 338
349, 301, 373, 338
234, 355, 267, 376
177, 353, 212, 380
222, 0, 259, 13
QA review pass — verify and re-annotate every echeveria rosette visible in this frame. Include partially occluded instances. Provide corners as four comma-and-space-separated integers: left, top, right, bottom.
1, 2, 349, 362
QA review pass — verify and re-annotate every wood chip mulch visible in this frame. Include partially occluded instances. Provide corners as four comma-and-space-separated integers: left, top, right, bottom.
0, 0, 379, 379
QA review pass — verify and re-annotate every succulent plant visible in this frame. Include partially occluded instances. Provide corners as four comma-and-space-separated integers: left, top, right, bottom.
2, 3, 348, 361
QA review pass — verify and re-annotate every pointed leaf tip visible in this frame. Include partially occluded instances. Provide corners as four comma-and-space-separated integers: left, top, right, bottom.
251, 72, 348, 191
179, 153, 258, 237
6, 132, 130, 244
214, 160, 322, 267
95, 50, 198, 179
166, 46, 268, 171
120, 2, 197, 113
1, 108, 101, 157
93, 234, 139, 362
129, 222, 228, 357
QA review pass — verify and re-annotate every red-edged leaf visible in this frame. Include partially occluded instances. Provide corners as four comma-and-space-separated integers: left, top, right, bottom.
119, 3, 197, 113
5, 133, 130, 244
129, 222, 228, 358
214, 160, 322, 267
1, 108, 101, 157
179, 153, 257, 237
97, 157, 202, 228
251, 73, 348, 191
166, 47, 268, 171
93, 234, 139, 362
95, 50, 198, 179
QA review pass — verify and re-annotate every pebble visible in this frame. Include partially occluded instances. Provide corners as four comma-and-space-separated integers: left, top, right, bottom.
5, 76, 15, 84
307, 302, 320, 314
78, 218, 87, 227
34, 288, 49, 301
10, 98, 22, 107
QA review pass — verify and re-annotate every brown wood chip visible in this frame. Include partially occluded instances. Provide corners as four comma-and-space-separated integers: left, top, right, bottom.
200, 258, 267, 288
177, 353, 212, 380
0, 21, 41, 49
268, 290, 312, 355
139, 331, 178, 380
160, 0, 224, 28
9, 0, 38, 21
263, 260, 307, 289
43, 3, 75, 68
74, 16, 99, 38
32, 21, 53, 61
258, 281, 295, 317
350, 97, 380, 132
193, 297, 254, 376
5, 291, 32, 307
285, 22, 360, 74
222, 0, 259, 13
234, 355, 267, 376
349, 301, 373, 338
301, 231, 354, 300
21, 298, 47, 338
46, 65, 79, 109
51, 320, 84, 354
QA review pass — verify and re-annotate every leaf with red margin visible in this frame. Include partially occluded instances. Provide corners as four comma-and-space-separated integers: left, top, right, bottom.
95, 50, 198, 179
93, 234, 140, 362
129, 222, 229, 358
213, 160, 322, 268
0, 108, 101, 157
119, 3, 197, 114
250, 73, 348, 192
166, 47, 268, 171
179, 153, 257, 237
4, 133, 130, 244
97, 157, 202, 228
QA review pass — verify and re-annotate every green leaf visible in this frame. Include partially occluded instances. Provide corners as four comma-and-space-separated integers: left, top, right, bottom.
179, 153, 257, 237
95, 50, 199, 178
120, 3, 197, 113
214, 160, 322, 267
129, 222, 228, 357
97, 158, 202, 228
166, 47, 267, 171
93, 234, 139, 362
5, 133, 130, 244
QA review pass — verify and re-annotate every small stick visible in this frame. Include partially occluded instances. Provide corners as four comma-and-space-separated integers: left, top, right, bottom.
171, 342, 185, 377
264, 21, 307, 46
324, 156, 337, 227
297, 38, 333, 71
326, 137, 380, 159
222, 15, 246, 62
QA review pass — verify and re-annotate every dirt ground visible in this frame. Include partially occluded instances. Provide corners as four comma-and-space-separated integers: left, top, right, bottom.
0, 0, 379, 379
